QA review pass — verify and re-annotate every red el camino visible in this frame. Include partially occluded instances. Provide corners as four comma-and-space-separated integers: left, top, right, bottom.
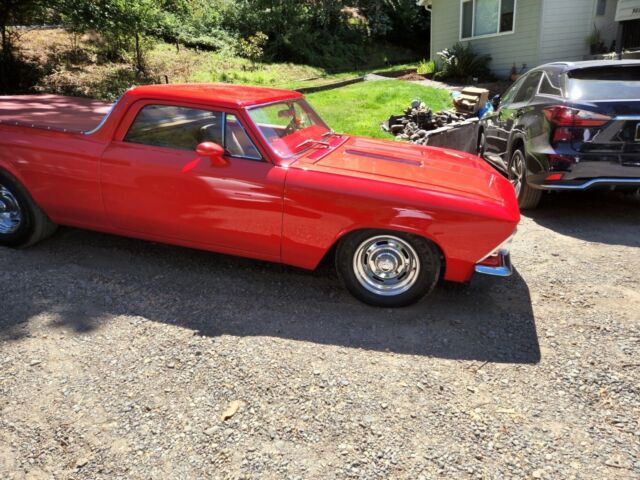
0, 84, 519, 307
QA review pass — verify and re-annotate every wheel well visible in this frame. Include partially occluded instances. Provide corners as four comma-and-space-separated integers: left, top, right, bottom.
320, 228, 447, 280
510, 137, 525, 158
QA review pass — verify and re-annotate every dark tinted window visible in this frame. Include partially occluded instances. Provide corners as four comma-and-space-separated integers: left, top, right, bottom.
567, 65, 640, 100
500, 0, 515, 33
500, 75, 526, 106
568, 65, 640, 81
513, 72, 542, 103
461, 0, 473, 39
125, 105, 223, 151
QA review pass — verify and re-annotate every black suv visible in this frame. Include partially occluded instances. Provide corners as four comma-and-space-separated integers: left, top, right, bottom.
480, 60, 640, 209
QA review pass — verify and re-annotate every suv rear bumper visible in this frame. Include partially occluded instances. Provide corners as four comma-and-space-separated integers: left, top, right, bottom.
528, 153, 640, 191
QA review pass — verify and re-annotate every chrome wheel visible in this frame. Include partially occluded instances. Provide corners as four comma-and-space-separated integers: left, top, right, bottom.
509, 150, 525, 197
353, 235, 420, 297
0, 184, 22, 235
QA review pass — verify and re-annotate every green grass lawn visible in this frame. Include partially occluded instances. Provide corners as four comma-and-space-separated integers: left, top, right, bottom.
306, 80, 452, 139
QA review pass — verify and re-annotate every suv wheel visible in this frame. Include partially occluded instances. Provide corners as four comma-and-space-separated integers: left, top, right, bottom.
509, 148, 542, 210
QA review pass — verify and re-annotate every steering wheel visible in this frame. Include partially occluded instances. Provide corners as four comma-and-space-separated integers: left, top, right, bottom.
284, 117, 299, 136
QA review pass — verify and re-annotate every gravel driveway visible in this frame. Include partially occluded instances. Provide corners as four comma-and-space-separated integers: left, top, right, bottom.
1, 190, 639, 480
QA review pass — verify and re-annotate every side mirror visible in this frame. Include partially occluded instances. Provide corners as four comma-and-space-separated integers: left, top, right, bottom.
492, 94, 501, 109
196, 142, 228, 167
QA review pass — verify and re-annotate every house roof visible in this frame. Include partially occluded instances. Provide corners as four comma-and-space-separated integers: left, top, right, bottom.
127, 83, 303, 109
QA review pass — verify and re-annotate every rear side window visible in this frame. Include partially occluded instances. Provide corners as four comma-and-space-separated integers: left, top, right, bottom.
567, 66, 640, 101
513, 72, 542, 104
538, 73, 563, 97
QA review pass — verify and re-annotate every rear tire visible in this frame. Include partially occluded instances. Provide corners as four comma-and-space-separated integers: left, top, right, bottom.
508, 148, 542, 210
336, 230, 441, 308
0, 171, 57, 248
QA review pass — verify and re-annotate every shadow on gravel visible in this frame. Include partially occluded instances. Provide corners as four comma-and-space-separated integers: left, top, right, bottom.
1, 228, 540, 364
527, 190, 640, 247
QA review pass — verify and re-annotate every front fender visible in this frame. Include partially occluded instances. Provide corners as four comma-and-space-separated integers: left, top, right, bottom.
281, 168, 519, 283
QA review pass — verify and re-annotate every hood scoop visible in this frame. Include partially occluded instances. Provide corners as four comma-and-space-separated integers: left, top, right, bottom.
344, 149, 423, 167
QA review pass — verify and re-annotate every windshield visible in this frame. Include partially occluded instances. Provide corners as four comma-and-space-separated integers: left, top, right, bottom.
247, 99, 331, 158
566, 66, 640, 101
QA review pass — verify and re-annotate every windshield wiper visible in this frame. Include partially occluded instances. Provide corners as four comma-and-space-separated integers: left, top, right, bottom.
294, 139, 330, 152
322, 130, 336, 138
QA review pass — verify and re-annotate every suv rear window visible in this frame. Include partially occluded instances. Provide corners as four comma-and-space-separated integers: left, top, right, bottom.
567, 65, 640, 101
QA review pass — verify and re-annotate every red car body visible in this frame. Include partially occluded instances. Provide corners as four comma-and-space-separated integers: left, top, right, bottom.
0, 84, 519, 285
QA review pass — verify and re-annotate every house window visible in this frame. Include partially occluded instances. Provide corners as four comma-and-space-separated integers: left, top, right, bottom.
596, 0, 606, 16
461, 0, 516, 40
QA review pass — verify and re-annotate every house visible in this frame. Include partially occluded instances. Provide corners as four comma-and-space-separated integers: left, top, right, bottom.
420, 0, 640, 78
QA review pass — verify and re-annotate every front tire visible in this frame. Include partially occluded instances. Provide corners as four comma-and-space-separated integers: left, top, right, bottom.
508, 148, 542, 210
0, 171, 57, 248
336, 230, 441, 307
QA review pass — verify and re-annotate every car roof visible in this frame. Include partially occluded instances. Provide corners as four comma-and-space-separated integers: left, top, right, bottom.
539, 59, 640, 73
127, 83, 303, 109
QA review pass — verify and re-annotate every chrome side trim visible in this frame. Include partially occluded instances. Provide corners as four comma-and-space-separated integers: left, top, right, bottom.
475, 250, 513, 277
541, 178, 640, 190
83, 93, 126, 135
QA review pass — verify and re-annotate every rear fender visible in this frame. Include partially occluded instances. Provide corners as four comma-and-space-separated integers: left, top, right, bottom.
0, 158, 27, 186
507, 131, 542, 176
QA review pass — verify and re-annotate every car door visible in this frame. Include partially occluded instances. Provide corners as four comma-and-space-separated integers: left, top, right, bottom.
100, 102, 286, 261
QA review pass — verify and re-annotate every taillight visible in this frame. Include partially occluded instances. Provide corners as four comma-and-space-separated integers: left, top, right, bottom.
544, 106, 611, 127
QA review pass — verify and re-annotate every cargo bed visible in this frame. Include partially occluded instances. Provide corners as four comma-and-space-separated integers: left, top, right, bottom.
0, 94, 112, 133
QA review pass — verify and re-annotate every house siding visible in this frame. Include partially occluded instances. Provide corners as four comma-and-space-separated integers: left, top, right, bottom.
430, 0, 543, 78
538, 0, 602, 65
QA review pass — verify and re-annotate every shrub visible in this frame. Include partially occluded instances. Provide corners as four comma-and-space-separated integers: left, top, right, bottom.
417, 59, 437, 76
435, 42, 491, 80
237, 32, 268, 68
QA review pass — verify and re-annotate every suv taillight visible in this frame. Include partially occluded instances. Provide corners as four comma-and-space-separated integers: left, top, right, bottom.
543, 106, 611, 127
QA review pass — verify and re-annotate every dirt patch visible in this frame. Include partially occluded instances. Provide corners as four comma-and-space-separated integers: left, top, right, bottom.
397, 73, 428, 81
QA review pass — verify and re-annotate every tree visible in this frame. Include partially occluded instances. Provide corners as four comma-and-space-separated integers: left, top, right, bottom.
57, 0, 161, 73
0, 0, 45, 57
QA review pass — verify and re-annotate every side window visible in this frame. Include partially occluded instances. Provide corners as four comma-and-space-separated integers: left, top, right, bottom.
500, 75, 527, 106
225, 114, 262, 161
125, 105, 223, 151
538, 72, 563, 97
513, 72, 543, 104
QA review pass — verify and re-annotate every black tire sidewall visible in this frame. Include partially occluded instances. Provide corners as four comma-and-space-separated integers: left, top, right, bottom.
510, 148, 542, 209
336, 230, 441, 308
0, 172, 34, 247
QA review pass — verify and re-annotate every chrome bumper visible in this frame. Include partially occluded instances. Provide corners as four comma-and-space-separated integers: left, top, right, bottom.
475, 249, 513, 277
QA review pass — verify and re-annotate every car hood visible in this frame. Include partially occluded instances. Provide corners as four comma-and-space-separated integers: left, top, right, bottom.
294, 136, 513, 204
